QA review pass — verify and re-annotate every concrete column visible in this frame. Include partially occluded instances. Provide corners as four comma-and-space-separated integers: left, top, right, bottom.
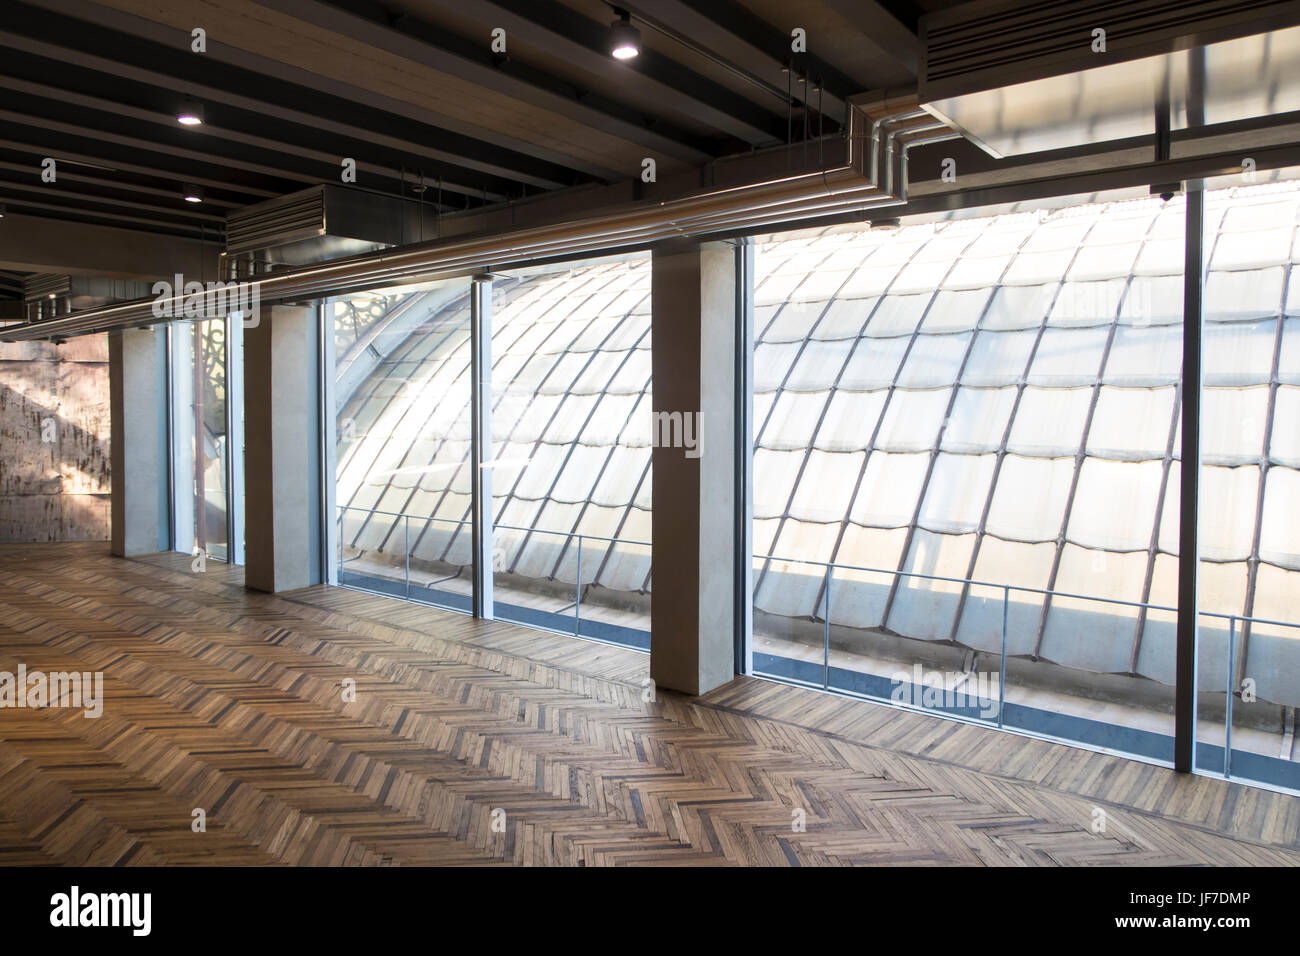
650, 241, 738, 696
244, 304, 321, 592
109, 326, 169, 556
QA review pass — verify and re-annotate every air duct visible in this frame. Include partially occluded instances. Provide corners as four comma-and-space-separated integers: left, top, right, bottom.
0, 94, 955, 342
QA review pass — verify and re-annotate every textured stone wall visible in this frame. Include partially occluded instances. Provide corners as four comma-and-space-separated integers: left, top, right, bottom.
0, 334, 111, 540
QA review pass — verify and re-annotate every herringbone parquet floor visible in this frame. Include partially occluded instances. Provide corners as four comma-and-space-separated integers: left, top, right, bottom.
0, 542, 1297, 866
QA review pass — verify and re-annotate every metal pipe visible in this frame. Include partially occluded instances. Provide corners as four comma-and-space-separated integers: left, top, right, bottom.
2, 99, 951, 343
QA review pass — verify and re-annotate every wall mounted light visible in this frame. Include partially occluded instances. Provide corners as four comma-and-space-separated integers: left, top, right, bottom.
176, 99, 204, 126
609, 9, 640, 60
183, 184, 204, 203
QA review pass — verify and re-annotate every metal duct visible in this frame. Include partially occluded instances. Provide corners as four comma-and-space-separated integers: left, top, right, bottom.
0, 93, 955, 342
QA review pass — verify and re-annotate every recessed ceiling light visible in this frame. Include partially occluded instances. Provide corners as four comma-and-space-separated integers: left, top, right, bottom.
177, 99, 204, 126
609, 10, 640, 60
183, 184, 204, 203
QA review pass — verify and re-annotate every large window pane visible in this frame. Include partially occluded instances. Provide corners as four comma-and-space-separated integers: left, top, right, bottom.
331, 279, 473, 609
1197, 178, 1300, 791
752, 190, 1184, 760
489, 254, 651, 649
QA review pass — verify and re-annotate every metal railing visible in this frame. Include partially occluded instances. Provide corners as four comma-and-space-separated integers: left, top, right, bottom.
753, 549, 1300, 782
335, 504, 651, 645
334, 504, 1298, 785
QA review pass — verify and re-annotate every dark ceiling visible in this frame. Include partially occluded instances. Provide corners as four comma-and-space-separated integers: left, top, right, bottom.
0, 0, 961, 300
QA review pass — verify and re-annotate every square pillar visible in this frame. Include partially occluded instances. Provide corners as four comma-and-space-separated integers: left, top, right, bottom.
650, 241, 739, 696
244, 304, 321, 592
109, 326, 169, 556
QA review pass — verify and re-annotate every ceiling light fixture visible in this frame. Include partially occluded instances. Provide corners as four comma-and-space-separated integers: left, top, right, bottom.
0, 204, 5, 219
176, 99, 204, 126
183, 184, 204, 203
609, 9, 640, 60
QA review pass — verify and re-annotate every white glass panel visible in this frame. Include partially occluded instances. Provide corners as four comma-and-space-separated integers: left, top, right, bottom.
1202, 386, 1268, 465
985, 455, 1074, 542
849, 451, 930, 527
1048, 278, 1125, 326
762, 390, 829, 450
1040, 545, 1147, 673
961, 537, 1056, 656
887, 530, 975, 641
830, 525, 908, 629
897, 332, 971, 388
1119, 275, 1183, 327
981, 283, 1055, 331
764, 299, 829, 342
787, 339, 855, 391
1272, 386, 1300, 466
753, 341, 802, 391
1067, 243, 1141, 281
589, 446, 647, 507
1102, 325, 1182, 386
1087, 386, 1176, 461
961, 328, 1037, 386
839, 336, 910, 390
942, 386, 1017, 453
943, 253, 1012, 290
865, 294, 931, 337
1067, 458, 1163, 551
816, 390, 888, 451
1211, 228, 1294, 270
1259, 467, 1300, 570
790, 450, 866, 522
1027, 326, 1109, 385
1203, 319, 1279, 387
1280, 318, 1300, 385
812, 297, 876, 340
1007, 386, 1091, 458
1203, 267, 1286, 321
1003, 248, 1075, 285
753, 448, 806, 519
890, 258, 952, 294
920, 288, 991, 333
1199, 465, 1259, 561
875, 388, 951, 452
918, 453, 997, 534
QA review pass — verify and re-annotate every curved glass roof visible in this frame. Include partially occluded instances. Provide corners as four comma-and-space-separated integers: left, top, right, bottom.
335, 182, 1300, 707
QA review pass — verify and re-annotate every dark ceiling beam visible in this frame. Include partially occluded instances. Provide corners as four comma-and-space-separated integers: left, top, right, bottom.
395, 0, 789, 147
624, 0, 858, 114
7, 2, 585, 188
817, 0, 921, 76
255, 0, 718, 163
0, 74, 495, 205
0, 108, 326, 190
0, 177, 228, 224
0, 194, 217, 236
0, 137, 280, 199
0, 211, 220, 278
0, 158, 243, 209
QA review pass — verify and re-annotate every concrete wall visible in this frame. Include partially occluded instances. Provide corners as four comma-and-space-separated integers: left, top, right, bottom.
0, 334, 111, 541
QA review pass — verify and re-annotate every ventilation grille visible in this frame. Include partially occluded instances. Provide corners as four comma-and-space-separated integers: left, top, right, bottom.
22, 274, 70, 304
224, 186, 326, 257
922, 0, 1300, 100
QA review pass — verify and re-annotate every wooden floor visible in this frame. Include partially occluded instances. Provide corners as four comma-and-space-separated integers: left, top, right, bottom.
0, 542, 1297, 866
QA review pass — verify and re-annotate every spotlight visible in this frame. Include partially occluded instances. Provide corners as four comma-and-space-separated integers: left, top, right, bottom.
176, 99, 204, 126
609, 9, 640, 60
0, 203, 5, 219
183, 184, 204, 203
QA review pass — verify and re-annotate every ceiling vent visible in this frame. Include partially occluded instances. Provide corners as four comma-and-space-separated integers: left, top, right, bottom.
224, 185, 440, 278
22, 274, 153, 324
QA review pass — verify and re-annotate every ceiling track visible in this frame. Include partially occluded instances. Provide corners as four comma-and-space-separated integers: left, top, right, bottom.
0, 94, 955, 342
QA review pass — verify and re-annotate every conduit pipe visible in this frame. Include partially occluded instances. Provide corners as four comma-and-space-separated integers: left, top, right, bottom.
0, 94, 956, 342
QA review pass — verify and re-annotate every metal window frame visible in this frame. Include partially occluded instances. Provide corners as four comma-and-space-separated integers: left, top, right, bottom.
470, 274, 494, 619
